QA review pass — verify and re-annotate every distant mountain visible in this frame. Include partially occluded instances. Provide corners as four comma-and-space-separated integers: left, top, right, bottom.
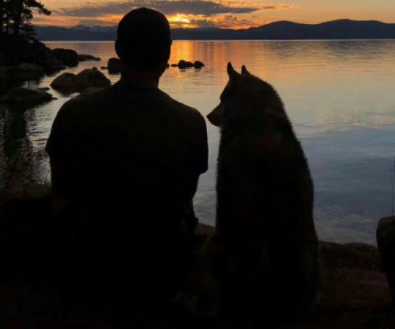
36, 19, 395, 41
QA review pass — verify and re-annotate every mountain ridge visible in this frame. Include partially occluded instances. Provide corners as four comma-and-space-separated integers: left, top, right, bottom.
35, 19, 395, 41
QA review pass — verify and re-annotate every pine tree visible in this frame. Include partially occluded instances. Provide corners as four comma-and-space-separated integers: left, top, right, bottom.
7, 0, 51, 37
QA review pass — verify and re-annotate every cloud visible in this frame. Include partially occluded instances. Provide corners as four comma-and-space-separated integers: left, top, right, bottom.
57, 0, 259, 18
211, 14, 262, 29
167, 12, 264, 29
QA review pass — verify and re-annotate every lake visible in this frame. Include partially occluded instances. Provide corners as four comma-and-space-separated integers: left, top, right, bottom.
2, 40, 395, 245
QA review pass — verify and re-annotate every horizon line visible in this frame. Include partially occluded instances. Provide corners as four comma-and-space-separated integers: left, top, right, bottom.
35, 18, 395, 30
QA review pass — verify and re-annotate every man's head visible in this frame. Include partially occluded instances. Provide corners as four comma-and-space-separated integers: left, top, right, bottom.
115, 8, 172, 75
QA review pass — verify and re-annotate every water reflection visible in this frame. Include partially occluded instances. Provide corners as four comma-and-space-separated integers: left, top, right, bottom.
0, 106, 34, 189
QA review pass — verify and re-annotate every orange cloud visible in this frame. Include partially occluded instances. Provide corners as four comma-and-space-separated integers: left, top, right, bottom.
36, 0, 297, 28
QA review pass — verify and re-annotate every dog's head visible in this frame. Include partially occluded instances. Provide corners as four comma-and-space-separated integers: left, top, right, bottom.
207, 63, 282, 127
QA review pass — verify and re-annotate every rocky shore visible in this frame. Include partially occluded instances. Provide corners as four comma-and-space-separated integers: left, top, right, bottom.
0, 185, 392, 329
0, 35, 102, 95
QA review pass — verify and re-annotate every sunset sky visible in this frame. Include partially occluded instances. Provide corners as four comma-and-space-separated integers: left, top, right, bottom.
35, 0, 395, 29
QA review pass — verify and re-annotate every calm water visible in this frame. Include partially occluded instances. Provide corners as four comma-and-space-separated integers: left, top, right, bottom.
2, 40, 395, 245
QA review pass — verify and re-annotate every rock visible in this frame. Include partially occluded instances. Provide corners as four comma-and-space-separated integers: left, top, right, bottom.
0, 88, 53, 107
108, 58, 122, 74
50, 73, 77, 93
38, 87, 50, 91
320, 241, 381, 271
377, 216, 395, 305
50, 69, 110, 93
55, 65, 67, 71
51, 48, 79, 67
101, 66, 108, 70
80, 87, 104, 95
45, 65, 67, 76
16, 63, 45, 80
75, 68, 111, 91
171, 64, 178, 67
78, 54, 101, 62
194, 61, 205, 69
18, 63, 44, 73
178, 60, 194, 69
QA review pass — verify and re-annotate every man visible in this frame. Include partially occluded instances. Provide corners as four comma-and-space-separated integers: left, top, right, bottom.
46, 8, 208, 306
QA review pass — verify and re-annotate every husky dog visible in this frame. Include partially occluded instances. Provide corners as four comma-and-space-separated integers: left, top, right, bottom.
205, 63, 320, 321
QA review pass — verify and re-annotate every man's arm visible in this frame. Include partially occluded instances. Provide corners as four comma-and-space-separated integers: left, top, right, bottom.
45, 100, 78, 215
187, 113, 209, 200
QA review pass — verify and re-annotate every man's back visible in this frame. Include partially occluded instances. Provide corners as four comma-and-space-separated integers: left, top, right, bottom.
46, 82, 208, 233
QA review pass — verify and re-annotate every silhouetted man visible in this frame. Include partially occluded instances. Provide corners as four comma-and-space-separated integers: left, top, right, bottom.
45, 8, 208, 306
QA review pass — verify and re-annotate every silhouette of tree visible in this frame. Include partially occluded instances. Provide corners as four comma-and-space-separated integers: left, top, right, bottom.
0, 0, 3, 34
0, 0, 51, 36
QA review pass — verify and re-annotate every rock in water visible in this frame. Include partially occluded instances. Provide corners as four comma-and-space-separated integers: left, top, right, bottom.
50, 73, 77, 93
178, 60, 194, 69
78, 54, 101, 62
75, 68, 111, 91
194, 61, 205, 69
107, 58, 122, 74
0, 88, 53, 107
377, 216, 395, 305
51, 48, 79, 67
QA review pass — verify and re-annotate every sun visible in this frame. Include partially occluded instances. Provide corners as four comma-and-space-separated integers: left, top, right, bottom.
168, 14, 195, 28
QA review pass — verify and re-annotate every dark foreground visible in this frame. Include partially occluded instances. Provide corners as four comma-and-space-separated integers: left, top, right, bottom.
0, 189, 392, 329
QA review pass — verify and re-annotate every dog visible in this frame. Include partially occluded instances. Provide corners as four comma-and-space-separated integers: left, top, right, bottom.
204, 63, 320, 323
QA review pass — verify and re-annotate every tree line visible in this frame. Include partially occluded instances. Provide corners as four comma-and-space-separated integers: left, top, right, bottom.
0, 0, 51, 37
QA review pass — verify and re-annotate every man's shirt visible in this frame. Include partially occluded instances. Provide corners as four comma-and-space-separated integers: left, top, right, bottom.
46, 81, 208, 233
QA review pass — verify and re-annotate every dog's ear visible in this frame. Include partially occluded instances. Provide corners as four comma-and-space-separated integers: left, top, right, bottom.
241, 65, 250, 77
227, 62, 240, 81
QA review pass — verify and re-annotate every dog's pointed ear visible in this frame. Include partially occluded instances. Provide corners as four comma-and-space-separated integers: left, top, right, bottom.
241, 65, 250, 77
227, 62, 239, 81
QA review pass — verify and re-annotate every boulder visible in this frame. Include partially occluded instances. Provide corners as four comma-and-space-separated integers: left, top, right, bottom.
50, 73, 77, 93
80, 87, 104, 95
51, 48, 79, 67
101, 66, 108, 70
17, 63, 45, 80
51, 69, 110, 93
171, 64, 178, 67
194, 61, 205, 69
0, 88, 53, 107
45, 65, 67, 76
78, 54, 101, 62
108, 58, 122, 74
75, 68, 111, 91
18, 63, 44, 73
377, 216, 395, 306
178, 60, 194, 69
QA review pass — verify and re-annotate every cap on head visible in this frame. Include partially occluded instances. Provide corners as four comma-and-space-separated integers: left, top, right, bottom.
116, 8, 172, 72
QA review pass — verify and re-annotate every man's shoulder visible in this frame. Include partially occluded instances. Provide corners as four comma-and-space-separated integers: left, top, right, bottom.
160, 92, 205, 126
56, 86, 114, 119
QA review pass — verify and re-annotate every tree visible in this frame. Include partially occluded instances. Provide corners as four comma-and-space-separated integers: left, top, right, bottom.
3, 0, 51, 37
0, 0, 4, 34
